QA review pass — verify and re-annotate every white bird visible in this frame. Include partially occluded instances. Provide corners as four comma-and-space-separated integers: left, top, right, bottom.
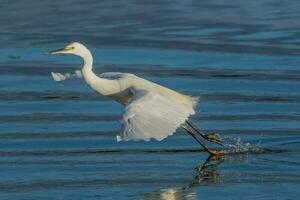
49, 42, 224, 155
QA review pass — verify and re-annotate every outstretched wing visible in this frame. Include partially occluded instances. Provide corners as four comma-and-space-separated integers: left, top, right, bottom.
117, 88, 195, 142
51, 70, 83, 83
51, 71, 129, 83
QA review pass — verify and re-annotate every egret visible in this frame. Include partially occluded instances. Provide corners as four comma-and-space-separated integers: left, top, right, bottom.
49, 42, 224, 155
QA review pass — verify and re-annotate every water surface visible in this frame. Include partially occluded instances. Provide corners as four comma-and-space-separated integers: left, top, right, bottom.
0, 1, 300, 199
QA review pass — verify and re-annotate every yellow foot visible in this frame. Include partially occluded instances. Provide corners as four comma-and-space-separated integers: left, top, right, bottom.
208, 149, 225, 156
206, 134, 224, 146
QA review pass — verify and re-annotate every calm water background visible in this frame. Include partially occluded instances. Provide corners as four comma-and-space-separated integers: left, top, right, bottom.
0, 0, 300, 199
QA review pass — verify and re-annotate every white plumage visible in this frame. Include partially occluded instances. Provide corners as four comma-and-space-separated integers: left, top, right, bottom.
49, 42, 197, 142
119, 87, 194, 141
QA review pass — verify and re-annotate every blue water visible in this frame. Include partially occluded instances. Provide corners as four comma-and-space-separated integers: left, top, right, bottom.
0, 1, 300, 199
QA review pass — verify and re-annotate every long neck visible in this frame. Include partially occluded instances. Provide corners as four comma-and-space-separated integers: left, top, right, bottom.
81, 49, 94, 76
80, 49, 118, 96
81, 49, 97, 85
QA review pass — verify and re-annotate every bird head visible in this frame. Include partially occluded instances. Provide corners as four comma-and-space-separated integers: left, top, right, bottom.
48, 42, 88, 56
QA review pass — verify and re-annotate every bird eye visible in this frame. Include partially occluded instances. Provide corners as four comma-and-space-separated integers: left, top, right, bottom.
70, 46, 75, 50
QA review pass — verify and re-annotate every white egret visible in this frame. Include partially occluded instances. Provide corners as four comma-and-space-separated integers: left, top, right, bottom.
49, 42, 224, 155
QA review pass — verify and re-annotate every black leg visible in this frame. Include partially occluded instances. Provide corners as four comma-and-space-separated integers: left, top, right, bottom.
186, 120, 224, 146
182, 125, 223, 156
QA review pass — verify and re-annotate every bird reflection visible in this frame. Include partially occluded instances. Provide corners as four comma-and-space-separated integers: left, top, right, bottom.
139, 155, 224, 200
190, 155, 224, 187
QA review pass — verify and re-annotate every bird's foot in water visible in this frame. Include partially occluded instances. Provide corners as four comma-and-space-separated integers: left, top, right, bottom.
206, 134, 224, 146
208, 148, 225, 156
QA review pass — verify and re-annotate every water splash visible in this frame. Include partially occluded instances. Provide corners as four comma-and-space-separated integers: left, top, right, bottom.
221, 136, 265, 154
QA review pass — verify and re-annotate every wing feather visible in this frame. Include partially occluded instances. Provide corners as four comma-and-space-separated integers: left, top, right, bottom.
51, 70, 83, 83
117, 88, 194, 142
51, 71, 130, 83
